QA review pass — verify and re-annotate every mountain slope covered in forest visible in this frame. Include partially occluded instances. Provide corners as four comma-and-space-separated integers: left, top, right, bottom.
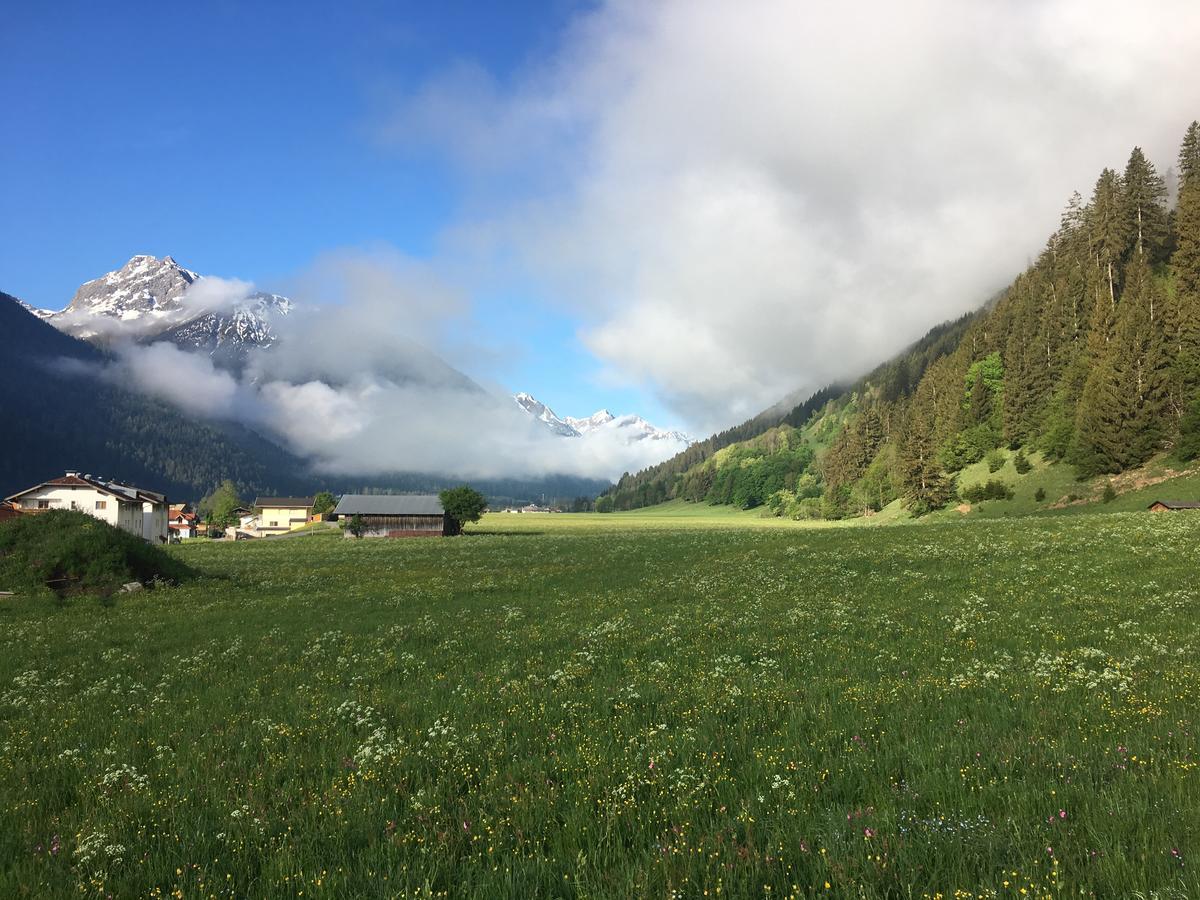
0, 291, 310, 501
601, 121, 1200, 518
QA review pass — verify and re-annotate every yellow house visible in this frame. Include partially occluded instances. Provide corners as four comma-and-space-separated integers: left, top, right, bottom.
254, 497, 314, 535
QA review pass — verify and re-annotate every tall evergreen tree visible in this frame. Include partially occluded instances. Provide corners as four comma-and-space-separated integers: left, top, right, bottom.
1121, 147, 1169, 262
1087, 169, 1130, 316
1179, 121, 1200, 184
1170, 122, 1200, 422
1111, 255, 1170, 464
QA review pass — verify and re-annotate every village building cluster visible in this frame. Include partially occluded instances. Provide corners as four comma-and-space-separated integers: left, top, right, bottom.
1, 473, 462, 542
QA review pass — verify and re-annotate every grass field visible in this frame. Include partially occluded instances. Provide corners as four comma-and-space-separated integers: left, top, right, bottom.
3, 511, 1200, 897
478, 501, 840, 532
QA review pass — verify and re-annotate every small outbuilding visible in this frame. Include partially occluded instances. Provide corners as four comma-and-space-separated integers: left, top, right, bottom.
333, 494, 449, 537
1147, 500, 1200, 512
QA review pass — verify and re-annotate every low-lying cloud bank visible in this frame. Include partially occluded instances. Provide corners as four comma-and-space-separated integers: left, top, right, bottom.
85, 257, 679, 482
388, 0, 1200, 433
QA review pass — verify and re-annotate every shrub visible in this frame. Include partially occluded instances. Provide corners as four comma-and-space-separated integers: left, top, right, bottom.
791, 497, 824, 520
985, 448, 1007, 473
960, 479, 1015, 503
0, 510, 193, 598
1102, 482, 1118, 503
765, 489, 795, 517
1034, 487, 1046, 502
1013, 450, 1032, 474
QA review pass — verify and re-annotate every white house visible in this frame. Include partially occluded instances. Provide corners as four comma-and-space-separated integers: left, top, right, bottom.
4, 471, 170, 543
168, 505, 199, 540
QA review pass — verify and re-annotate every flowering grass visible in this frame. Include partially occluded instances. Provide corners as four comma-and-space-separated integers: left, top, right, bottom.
1, 511, 1198, 898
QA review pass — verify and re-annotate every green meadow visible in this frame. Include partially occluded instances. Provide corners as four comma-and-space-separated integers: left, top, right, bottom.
2, 511, 1200, 898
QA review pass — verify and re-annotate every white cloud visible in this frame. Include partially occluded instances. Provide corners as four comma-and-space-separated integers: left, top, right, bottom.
182, 276, 256, 315
107, 341, 250, 419
387, 0, 1200, 432
64, 246, 685, 483
209, 248, 677, 480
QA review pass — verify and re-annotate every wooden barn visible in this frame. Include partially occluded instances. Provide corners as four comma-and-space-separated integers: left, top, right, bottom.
1147, 500, 1200, 512
332, 494, 449, 538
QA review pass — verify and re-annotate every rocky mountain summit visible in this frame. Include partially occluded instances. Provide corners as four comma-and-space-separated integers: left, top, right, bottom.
35, 255, 290, 364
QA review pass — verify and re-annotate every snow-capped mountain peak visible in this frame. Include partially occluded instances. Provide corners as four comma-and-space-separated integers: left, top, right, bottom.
514, 392, 580, 436
565, 409, 615, 434
515, 393, 692, 448
608, 413, 692, 444
70, 253, 198, 322
41, 255, 291, 365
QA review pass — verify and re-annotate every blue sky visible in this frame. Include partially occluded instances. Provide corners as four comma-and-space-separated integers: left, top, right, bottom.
0, 0, 661, 427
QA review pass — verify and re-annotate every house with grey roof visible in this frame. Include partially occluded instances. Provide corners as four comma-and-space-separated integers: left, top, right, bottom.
332, 494, 449, 538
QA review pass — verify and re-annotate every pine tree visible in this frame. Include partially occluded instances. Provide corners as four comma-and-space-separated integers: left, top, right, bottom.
1070, 355, 1123, 475
897, 381, 954, 514
1179, 121, 1200, 184
1170, 122, 1200, 423
1087, 169, 1130, 316
1121, 147, 1169, 262
1112, 255, 1169, 464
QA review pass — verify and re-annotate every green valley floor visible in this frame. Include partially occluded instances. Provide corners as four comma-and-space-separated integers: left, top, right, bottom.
2, 511, 1199, 897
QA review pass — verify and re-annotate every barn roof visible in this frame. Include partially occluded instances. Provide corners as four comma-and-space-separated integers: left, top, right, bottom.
1148, 500, 1200, 509
334, 494, 445, 516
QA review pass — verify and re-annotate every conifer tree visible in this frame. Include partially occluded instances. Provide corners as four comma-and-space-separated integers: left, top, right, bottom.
1087, 169, 1130, 315
1070, 355, 1123, 475
1112, 254, 1169, 464
897, 372, 954, 514
1170, 122, 1200, 422
1121, 147, 1169, 262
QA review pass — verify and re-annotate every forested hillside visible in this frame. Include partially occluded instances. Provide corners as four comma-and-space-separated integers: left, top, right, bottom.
1, 292, 312, 501
602, 121, 1200, 518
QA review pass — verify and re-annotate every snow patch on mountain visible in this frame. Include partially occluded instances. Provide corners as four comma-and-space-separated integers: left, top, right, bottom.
17, 300, 56, 321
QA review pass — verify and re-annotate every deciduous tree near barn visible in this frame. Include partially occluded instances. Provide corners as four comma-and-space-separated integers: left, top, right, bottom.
438, 486, 487, 535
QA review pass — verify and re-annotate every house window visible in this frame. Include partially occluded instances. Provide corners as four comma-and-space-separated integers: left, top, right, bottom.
95, 501, 107, 510
37, 500, 50, 509
270, 520, 279, 527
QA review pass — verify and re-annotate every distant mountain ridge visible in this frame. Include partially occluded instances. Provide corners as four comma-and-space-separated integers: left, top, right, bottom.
514, 392, 692, 447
